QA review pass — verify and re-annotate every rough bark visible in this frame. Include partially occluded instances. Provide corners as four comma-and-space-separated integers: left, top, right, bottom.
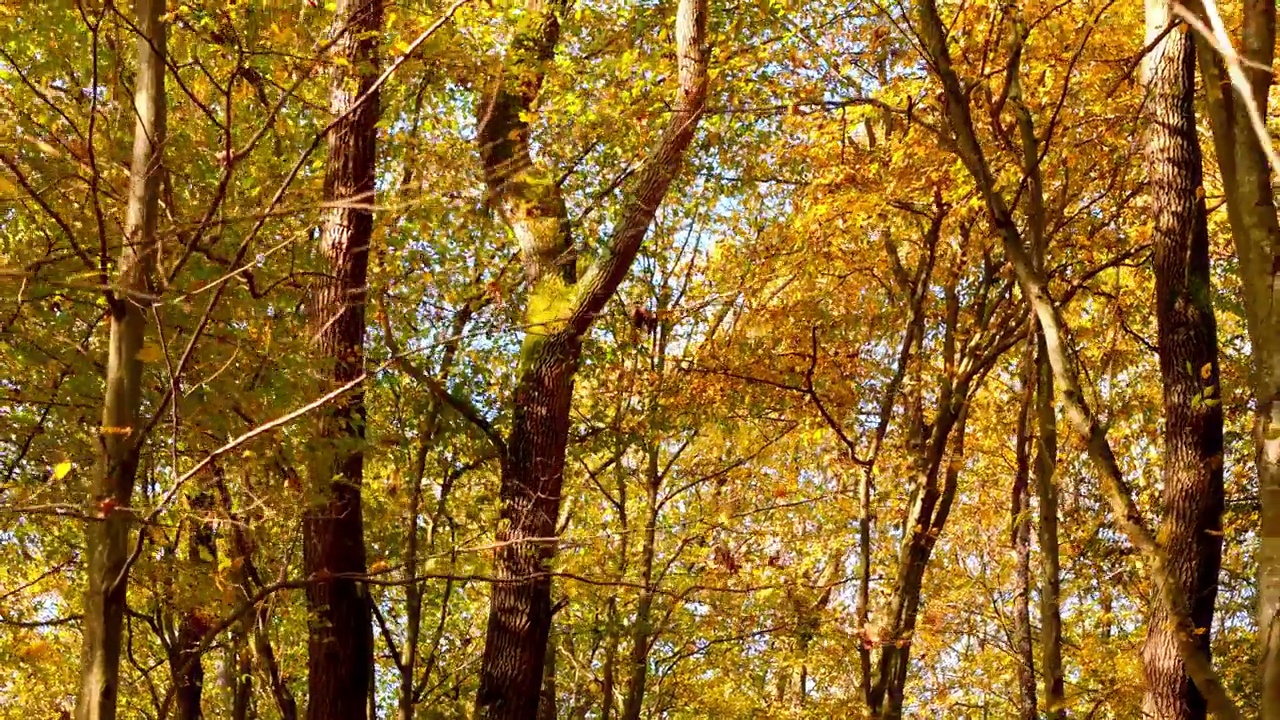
471, 0, 710, 716
75, 0, 166, 717
914, 0, 1239, 714
1141, 6, 1226, 719
302, 0, 381, 716
1184, 2, 1280, 712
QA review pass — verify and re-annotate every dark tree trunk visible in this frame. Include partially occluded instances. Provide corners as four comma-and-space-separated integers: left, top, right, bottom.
1011, 353, 1037, 720
471, 0, 709, 716
303, 0, 381, 716
869, 411, 967, 720
1184, 2, 1280, 711
1141, 7, 1226, 719
170, 492, 217, 720
538, 627, 558, 720
476, 341, 578, 719
229, 630, 252, 720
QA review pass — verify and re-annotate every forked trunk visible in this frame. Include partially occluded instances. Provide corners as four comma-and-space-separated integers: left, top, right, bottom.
472, 0, 710, 715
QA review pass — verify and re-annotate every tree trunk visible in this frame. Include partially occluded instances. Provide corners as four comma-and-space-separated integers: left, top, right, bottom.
1141, 6, 1226, 718
538, 628, 558, 720
1185, 3, 1280, 713
476, 341, 578, 719
620, 458, 660, 720
472, 0, 709, 716
303, 0, 381, 716
870, 409, 968, 720
230, 633, 252, 720
1011, 352, 1037, 720
600, 457, 630, 720
1009, 21, 1067, 715
76, 0, 166, 717
1034, 336, 1066, 719
170, 492, 217, 720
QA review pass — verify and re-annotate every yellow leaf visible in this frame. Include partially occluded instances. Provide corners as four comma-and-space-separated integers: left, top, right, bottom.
1200, 363, 1213, 380
136, 343, 163, 363
52, 460, 72, 480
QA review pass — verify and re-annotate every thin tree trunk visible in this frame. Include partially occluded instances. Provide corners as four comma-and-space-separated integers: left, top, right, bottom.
213, 465, 297, 720
230, 633, 251, 720
170, 492, 217, 720
1185, 3, 1280, 714
1141, 6, 1226, 718
1034, 336, 1065, 719
538, 628, 558, 720
76, 0, 166, 717
870, 408, 969, 720
1007, 16, 1067, 715
471, 0, 709, 715
599, 458, 629, 720
620, 453, 660, 720
303, 0, 381, 716
1011, 348, 1037, 720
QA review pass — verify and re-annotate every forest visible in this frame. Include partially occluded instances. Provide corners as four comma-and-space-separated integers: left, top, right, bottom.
1, 0, 1279, 717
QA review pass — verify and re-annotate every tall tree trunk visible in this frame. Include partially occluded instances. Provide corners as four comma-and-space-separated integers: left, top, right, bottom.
870, 407, 968, 720
303, 0, 381, 716
170, 492, 217, 720
76, 0, 166, 717
599, 457, 630, 720
620, 456, 660, 720
230, 633, 252, 720
1185, 3, 1280, 713
538, 627, 558, 720
1034, 336, 1065, 719
1141, 6, 1226, 718
1008, 16, 1067, 714
1011, 350, 1037, 720
471, 0, 709, 716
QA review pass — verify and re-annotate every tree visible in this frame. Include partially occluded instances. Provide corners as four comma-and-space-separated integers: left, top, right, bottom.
1182, 2, 1280, 713
301, 0, 382, 716
469, 0, 711, 715
75, 0, 166, 717
1140, 3, 1226, 717
912, 0, 1238, 713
